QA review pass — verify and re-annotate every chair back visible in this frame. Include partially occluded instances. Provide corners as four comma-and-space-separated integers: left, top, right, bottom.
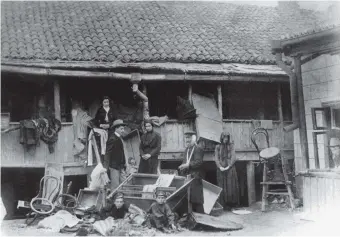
251, 127, 270, 154
40, 175, 62, 204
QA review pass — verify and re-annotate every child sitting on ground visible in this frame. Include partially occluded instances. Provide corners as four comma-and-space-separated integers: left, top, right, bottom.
101, 192, 144, 220
145, 190, 179, 233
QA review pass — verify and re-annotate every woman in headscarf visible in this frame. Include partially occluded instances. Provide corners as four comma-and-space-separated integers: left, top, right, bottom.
214, 131, 240, 209
138, 119, 162, 174
94, 96, 116, 130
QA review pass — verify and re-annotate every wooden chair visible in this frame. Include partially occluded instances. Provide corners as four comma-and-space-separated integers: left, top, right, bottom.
251, 127, 295, 211
24, 175, 62, 225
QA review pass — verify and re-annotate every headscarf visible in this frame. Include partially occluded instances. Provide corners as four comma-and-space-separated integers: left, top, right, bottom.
218, 131, 234, 167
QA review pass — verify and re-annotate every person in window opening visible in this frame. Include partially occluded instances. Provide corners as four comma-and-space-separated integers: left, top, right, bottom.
178, 130, 204, 214
94, 96, 116, 130
138, 119, 162, 174
214, 131, 240, 210
329, 137, 340, 169
103, 119, 127, 191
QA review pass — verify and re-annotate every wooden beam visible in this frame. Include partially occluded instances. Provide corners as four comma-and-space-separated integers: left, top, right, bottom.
246, 161, 256, 206
277, 84, 284, 146
142, 84, 150, 119
54, 80, 61, 121
188, 84, 192, 104
1, 65, 289, 83
294, 56, 309, 169
217, 84, 222, 116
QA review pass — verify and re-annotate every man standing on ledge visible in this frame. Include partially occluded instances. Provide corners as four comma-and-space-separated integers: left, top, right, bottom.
104, 119, 127, 191
178, 130, 205, 214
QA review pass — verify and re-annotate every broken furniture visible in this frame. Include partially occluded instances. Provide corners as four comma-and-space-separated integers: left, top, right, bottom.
18, 175, 62, 225
186, 212, 243, 231
75, 189, 105, 215
107, 173, 194, 211
251, 127, 295, 211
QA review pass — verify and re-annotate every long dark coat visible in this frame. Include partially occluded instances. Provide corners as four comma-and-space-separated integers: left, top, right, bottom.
103, 132, 126, 170
138, 130, 162, 174
179, 144, 204, 204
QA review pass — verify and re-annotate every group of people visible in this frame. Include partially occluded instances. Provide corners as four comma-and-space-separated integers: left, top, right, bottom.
93, 96, 240, 225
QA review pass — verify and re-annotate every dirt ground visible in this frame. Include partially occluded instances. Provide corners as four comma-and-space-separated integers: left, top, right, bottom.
0, 203, 337, 236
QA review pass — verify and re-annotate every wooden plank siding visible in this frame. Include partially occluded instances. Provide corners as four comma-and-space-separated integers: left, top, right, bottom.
1, 123, 74, 167
1, 119, 294, 167
301, 172, 340, 214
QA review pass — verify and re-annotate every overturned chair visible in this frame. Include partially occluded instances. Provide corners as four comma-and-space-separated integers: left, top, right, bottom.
17, 175, 77, 225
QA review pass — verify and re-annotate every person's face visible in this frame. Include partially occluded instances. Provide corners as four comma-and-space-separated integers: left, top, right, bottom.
114, 197, 124, 209
115, 126, 125, 135
156, 195, 166, 204
103, 99, 110, 107
145, 123, 153, 132
222, 135, 229, 144
129, 158, 136, 166
185, 135, 192, 146
330, 146, 340, 157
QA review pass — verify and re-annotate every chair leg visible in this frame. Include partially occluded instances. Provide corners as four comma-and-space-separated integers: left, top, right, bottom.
261, 163, 268, 212
286, 184, 295, 210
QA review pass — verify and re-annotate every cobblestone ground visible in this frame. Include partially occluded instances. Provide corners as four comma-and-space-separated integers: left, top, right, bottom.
0, 203, 336, 236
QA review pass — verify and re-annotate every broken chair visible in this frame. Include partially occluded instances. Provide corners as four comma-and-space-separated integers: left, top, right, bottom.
18, 175, 62, 225
251, 127, 295, 211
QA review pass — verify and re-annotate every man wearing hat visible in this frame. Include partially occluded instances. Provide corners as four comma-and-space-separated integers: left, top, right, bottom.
178, 130, 205, 214
329, 137, 340, 169
103, 119, 128, 191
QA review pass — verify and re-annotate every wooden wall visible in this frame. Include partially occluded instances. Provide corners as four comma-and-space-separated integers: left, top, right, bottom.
302, 171, 340, 214
1, 123, 74, 167
1, 119, 294, 167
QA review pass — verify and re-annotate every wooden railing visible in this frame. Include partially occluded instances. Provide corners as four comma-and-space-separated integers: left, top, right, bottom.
1, 119, 294, 167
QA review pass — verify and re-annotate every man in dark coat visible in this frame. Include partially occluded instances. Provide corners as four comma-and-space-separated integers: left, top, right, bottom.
104, 119, 127, 191
138, 119, 162, 174
178, 130, 205, 214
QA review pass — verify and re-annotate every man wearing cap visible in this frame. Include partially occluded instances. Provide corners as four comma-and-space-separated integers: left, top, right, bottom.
329, 137, 340, 169
178, 130, 205, 214
104, 119, 127, 191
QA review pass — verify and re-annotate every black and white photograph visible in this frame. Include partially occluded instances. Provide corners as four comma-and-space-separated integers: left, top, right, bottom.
0, 0, 339, 236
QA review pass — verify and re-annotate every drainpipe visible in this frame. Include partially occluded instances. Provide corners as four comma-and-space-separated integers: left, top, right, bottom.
131, 73, 150, 119
274, 53, 300, 132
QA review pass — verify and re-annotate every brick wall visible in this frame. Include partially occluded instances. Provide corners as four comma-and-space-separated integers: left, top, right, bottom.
294, 54, 340, 173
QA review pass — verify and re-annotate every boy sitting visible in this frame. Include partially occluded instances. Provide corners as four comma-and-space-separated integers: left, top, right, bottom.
146, 190, 178, 233
101, 192, 144, 220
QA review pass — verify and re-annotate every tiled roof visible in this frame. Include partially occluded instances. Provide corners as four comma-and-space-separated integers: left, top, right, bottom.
1, 1, 326, 65
279, 21, 340, 40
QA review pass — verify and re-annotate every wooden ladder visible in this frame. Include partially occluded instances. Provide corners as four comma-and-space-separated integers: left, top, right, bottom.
251, 128, 295, 212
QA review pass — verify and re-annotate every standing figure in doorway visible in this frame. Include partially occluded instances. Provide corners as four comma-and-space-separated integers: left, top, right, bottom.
94, 96, 116, 130
178, 131, 204, 214
104, 119, 127, 191
138, 119, 162, 174
214, 131, 240, 209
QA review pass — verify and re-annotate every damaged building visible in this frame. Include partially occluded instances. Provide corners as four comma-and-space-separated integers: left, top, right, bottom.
1, 1, 326, 220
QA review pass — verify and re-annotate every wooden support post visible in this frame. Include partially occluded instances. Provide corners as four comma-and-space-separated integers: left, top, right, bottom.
278, 84, 284, 145
188, 84, 192, 104
217, 84, 223, 116
246, 161, 256, 206
54, 80, 61, 121
294, 56, 309, 169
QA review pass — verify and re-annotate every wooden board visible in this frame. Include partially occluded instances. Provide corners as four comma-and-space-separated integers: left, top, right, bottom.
189, 212, 243, 231
246, 161, 256, 206
202, 180, 222, 214
192, 93, 223, 143
122, 129, 141, 168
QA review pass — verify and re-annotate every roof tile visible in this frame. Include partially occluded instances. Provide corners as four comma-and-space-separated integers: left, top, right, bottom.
1, 1, 326, 64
